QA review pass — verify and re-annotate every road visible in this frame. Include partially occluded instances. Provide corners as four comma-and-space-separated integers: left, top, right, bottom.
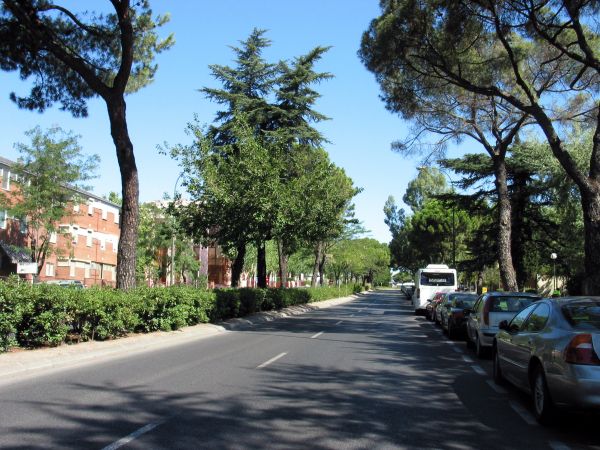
0, 289, 598, 449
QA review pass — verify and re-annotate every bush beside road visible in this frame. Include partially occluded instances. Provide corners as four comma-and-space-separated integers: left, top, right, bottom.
0, 278, 365, 352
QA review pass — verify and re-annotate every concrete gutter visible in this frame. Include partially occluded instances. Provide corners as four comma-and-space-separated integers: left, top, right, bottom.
0, 293, 359, 386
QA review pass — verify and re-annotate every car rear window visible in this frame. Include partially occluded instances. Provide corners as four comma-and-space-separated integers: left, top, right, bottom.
450, 294, 477, 308
562, 301, 600, 330
490, 296, 537, 313
420, 272, 455, 286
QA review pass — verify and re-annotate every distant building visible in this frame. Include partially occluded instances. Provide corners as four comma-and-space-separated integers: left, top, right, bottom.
0, 156, 119, 286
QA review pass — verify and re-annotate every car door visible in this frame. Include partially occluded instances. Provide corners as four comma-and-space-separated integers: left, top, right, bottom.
468, 295, 485, 341
498, 303, 539, 385
507, 303, 552, 390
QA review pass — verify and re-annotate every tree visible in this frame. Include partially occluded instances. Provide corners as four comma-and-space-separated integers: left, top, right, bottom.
0, 1, 173, 289
360, 0, 600, 294
0, 126, 99, 273
403, 168, 449, 213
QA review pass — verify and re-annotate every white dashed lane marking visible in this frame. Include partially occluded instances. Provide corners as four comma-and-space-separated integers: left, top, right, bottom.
311, 331, 324, 339
102, 419, 167, 450
509, 401, 538, 426
485, 379, 508, 394
471, 365, 487, 376
256, 352, 287, 369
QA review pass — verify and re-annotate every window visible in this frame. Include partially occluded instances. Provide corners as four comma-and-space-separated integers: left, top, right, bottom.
86, 230, 93, 247
524, 304, 551, 333
73, 204, 80, 213
88, 200, 94, 215
19, 217, 27, 235
69, 261, 75, 277
45, 263, 55, 277
0, 210, 6, 229
84, 262, 90, 279
2, 170, 9, 190
420, 272, 455, 286
71, 226, 79, 244
49, 232, 57, 244
508, 304, 538, 332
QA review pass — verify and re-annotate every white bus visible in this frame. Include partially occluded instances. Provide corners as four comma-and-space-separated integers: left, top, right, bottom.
412, 264, 458, 315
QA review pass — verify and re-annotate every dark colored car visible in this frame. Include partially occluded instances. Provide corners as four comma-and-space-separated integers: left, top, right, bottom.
440, 292, 478, 339
494, 297, 600, 424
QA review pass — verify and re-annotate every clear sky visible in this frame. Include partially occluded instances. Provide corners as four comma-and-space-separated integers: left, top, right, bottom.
0, 0, 435, 243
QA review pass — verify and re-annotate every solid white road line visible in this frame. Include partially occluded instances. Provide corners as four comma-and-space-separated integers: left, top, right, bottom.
548, 440, 571, 450
462, 355, 474, 363
471, 365, 487, 376
335, 320, 343, 326
102, 419, 167, 450
311, 331, 324, 339
256, 352, 288, 369
509, 401, 538, 426
485, 379, 508, 394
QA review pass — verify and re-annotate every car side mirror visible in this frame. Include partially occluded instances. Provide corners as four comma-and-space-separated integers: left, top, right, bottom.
499, 320, 509, 331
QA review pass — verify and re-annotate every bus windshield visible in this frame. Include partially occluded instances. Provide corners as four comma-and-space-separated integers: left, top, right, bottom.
420, 272, 455, 286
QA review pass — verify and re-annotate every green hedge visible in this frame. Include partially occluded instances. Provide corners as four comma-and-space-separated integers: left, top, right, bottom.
0, 279, 364, 352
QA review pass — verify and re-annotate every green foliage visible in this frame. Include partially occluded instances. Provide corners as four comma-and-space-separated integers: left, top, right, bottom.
0, 126, 99, 270
0, 280, 364, 352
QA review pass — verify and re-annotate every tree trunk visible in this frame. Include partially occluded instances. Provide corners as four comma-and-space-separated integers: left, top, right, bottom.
319, 251, 326, 286
511, 171, 529, 290
277, 239, 288, 288
230, 241, 246, 287
257, 240, 267, 288
581, 187, 600, 295
492, 156, 518, 292
311, 241, 323, 288
107, 97, 139, 290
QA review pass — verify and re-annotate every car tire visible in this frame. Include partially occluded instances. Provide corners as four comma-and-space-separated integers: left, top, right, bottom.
475, 333, 487, 358
531, 365, 556, 425
493, 345, 505, 385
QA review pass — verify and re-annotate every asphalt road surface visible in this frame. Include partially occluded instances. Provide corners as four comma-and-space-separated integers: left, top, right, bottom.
1, 289, 598, 449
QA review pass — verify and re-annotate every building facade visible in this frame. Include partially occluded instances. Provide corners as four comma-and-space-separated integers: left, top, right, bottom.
0, 156, 119, 286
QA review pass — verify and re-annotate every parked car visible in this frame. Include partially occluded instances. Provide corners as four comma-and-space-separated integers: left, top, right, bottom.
439, 292, 478, 339
493, 297, 600, 424
466, 291, 541, 357
426, 292, 445, 321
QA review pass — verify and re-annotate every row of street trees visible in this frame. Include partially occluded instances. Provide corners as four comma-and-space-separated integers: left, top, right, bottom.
361, 0, 600, 294
167, 30, 360, 288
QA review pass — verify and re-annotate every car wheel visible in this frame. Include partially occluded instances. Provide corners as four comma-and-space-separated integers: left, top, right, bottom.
493, 345, 505, 385
475, 333, 487, 358
531, 365, 556, 425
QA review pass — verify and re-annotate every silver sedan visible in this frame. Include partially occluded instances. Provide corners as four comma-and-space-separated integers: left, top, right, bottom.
493, 297, 600, 424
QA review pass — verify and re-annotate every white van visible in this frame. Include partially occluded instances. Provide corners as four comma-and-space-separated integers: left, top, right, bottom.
412, 264, 457, 315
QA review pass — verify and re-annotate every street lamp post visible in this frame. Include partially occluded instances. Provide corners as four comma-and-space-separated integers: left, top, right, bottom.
170, 173, 183, 286
418, 166, 456, 268
550, 252, 557, 292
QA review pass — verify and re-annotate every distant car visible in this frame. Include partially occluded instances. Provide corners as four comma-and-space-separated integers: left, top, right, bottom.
493, 297, 600, 424
439, 292, 478, 339
45, 280, 85, 289
466, 291, 541, 358
426, 292, 445, 321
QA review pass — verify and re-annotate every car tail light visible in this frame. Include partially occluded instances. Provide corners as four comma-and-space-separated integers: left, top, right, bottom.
483, 300, 490, 326
564, 334, 600, 365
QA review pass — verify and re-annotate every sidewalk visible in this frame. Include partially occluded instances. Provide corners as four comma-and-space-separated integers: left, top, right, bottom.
0, 294, 359, 386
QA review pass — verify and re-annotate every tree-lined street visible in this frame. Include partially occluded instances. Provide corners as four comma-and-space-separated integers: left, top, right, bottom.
1, 290, 597, 449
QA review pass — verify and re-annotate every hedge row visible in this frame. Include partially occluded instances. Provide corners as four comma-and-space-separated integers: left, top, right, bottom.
0, 278, 364, 352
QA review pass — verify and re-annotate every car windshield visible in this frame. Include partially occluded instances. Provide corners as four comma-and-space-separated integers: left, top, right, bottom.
490, 296, 537, 313
420, 272, 455, 286
562, 301, 600, 330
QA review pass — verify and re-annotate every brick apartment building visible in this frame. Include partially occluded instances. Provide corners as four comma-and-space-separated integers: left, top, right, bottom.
0, 156, 120, 286
0, 156, 231, 287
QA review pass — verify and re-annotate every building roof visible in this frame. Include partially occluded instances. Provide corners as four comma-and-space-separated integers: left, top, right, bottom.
0, 241, 33, 263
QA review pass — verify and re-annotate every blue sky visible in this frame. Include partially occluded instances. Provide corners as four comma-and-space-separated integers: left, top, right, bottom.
0, 0, 439, 243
